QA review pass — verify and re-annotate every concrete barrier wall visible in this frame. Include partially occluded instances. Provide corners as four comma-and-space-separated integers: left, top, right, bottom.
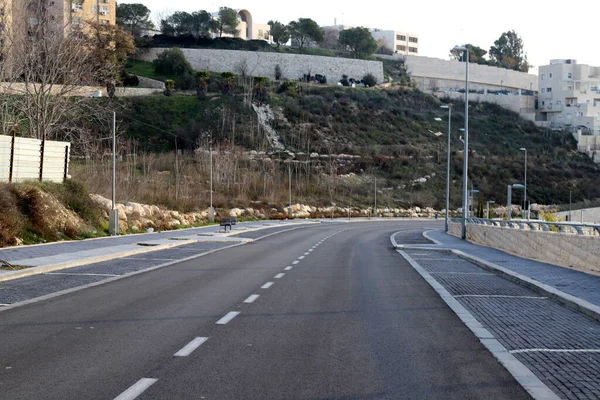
135, 48, 384, 84
449, 222, 600, 275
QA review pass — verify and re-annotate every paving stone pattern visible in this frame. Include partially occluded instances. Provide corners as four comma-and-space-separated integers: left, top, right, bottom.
405, 249, 600, 400
427, 229, 600, 307
0, 242, 233, 305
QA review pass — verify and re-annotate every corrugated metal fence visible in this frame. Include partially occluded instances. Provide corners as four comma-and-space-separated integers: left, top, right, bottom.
0, 134, 70, 183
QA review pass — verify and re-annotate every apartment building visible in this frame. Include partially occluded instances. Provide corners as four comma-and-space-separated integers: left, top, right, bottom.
69, 0, 116, 28
538, 59, 600, 135
369, 29, 419, 55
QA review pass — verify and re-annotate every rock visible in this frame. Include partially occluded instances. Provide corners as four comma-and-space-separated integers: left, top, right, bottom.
229, 208, 244, 217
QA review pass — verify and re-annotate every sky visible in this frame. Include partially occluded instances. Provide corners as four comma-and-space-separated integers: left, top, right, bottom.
122, 0, 600, 73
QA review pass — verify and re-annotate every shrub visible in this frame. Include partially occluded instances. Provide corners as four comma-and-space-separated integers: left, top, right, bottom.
220, 72, 237, 95
340, 75, 350, 87
0, 185, 23, 246
275, 64, 282, 80
164, 79, 175, 96
277, 80, 299, 95
362, 73, 377, 88
152, 48, 195, 90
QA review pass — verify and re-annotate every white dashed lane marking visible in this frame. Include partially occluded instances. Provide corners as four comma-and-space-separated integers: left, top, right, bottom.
216, 311, 240, 325
284, 266, 293, 271
274, 273, 285, 279
174, 337, 208, 357
114, 378, 158, 400
261, 282, 274, 289
298, 256, 305, 260
292, 261, 299, 265
244, 294, 260, 303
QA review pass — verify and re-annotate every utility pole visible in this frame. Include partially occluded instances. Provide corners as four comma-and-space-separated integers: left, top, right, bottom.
374, 178, 377, 218
208, 135, 214, 223
288, 163, 292, 217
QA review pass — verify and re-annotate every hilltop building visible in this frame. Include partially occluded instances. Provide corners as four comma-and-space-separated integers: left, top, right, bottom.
369, 29, 419, 55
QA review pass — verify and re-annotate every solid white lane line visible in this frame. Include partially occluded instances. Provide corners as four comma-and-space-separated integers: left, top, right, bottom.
284, 266, 293, 271
216, 311, 240, 325
114, 378, 158, 400
174, 337, 209, 357
261, 282, 274, 289
510, 348, 600, 354
244, 294, 260, 303
454, 295, 547, 299
298, 256, 305, 260
274, 273, 285, 279
45, 272, 120, 277
292, 261, 299, 265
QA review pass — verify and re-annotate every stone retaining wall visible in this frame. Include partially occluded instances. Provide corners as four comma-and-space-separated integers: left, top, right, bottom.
135, 48, 384, 84
449, 222, 600, 276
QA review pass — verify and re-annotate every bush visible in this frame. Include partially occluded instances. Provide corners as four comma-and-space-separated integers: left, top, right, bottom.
153, 48, 195, 90
275, 64, 282, 80
277, 80, 299, 95
0, 185, 23, 246
340, 75, 350, 87
362, 73, 377, 88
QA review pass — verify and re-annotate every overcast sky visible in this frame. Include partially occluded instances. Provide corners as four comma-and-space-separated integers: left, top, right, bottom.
122, 0, 600, 72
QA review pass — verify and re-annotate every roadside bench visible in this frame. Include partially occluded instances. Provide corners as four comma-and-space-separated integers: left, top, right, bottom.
220, 216, 237, 232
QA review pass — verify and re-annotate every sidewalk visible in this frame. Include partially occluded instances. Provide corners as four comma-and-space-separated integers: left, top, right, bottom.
0, 220, 318, 281
425, 229, 600, 309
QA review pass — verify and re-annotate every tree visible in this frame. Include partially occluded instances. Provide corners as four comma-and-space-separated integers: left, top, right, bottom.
85, 22, 136, 86
489, 30, 529, 72
449, 44, 488, 64
116, 3, 154, 37
153, 48, 195, 90
267, 20, 289, 47
288, 18, 324, 50
338, 27, 378, 58
161, 10, 215, 38
212, 7, 240, 38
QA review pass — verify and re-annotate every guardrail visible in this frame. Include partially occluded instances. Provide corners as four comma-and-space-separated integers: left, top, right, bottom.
450, 217, 600, 236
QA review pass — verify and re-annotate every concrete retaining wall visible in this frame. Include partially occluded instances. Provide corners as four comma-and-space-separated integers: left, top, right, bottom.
449, 222, 600, 276
135, 48, 384, 84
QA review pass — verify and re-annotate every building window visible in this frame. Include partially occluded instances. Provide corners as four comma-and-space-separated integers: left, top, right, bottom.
541, 88, 546, 93
541, 73, 546, 80
71, 2, 82, 11
568, 72, 572, 79
409, 37, 418, 43
72, 16, 82, 25
409, 47, 418, 53
396, 34, 406, 41
556, 100, 562, 105
99, 6, 108, 14
547, 88, 552, 92
549, 73, 553, 78
396, 45, 406, 51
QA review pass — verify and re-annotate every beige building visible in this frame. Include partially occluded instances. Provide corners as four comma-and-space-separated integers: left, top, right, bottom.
369, 29, 419, 55
212, 9, 273, 44
538, 59, 600, 135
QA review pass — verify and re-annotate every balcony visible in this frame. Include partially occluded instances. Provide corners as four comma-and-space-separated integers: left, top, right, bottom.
540, 103, 562, 113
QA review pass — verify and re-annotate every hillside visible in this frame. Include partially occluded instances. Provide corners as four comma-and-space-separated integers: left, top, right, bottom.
77, 85, 599, 212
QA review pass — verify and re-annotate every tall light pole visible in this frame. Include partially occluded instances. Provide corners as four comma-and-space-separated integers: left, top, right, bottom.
486, 200, 495, 219
454, 45, 469, 239
520, 147, 527, 219
109, 111, 119, 235
507, 184, 524, 219
374, 177, 377, 218
439, 105, 452, 232
208, 135, 215, 223
288, 163, 292, 217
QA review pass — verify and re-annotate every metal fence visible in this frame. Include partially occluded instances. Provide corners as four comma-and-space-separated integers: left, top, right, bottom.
450, 217, 600, 236
0, 134, 70, 183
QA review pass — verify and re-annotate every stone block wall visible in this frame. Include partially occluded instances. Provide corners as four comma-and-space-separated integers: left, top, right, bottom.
135, 48, 384, 84
449, 222, 600, 276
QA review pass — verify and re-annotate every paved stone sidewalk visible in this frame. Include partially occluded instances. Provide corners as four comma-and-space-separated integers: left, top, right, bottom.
426, 229, 600, 308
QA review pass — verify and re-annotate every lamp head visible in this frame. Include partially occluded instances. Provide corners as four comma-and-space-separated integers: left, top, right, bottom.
440, 105, 450, 109
434, 117, 443, 121
519, 147, 526, 151
453, 45, 468, 51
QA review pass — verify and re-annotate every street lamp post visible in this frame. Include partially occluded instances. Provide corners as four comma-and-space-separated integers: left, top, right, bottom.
208, 136, 215, 223
454, 45, 470, 239
507, 184, 524, 219
439, 105, 452, 232
374, 178, 377, 218
520, 148, 528, 219
109, 111, 119, 236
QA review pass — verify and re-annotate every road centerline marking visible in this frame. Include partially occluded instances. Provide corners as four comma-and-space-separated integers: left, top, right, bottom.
174, 337, 209, 357
216, 311, 240, 325
244, 294, 260, 303
292, 260, 299, 265
274, 273, 285, 279
261, 282, 274, 289
298, 256, 305, 260
114, 378, 158, 400
284, 266, 293, 271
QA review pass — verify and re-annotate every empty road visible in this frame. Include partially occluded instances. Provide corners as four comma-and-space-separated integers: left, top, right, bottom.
0, 221, 530, 399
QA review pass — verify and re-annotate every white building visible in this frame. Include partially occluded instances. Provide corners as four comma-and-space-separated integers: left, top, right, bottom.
538, 59, 600, 135
369, 29, 419, 55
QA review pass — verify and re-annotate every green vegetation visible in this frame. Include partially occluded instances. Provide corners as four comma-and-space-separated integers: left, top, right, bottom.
125, 59, 174, 81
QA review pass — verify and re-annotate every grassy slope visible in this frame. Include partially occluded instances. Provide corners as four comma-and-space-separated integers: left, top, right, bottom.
115, 87, 599, 209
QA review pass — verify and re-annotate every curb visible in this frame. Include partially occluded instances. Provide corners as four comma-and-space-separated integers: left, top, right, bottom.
0, 221, 319, 284
397, 248, 560, 400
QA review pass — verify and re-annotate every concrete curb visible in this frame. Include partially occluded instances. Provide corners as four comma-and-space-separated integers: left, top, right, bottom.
397, 248, 560, 400
421, 230, 600, 322
0, 221, 319, 284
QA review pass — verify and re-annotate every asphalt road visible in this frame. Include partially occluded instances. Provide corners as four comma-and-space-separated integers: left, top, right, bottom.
0, 221, 530, 400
